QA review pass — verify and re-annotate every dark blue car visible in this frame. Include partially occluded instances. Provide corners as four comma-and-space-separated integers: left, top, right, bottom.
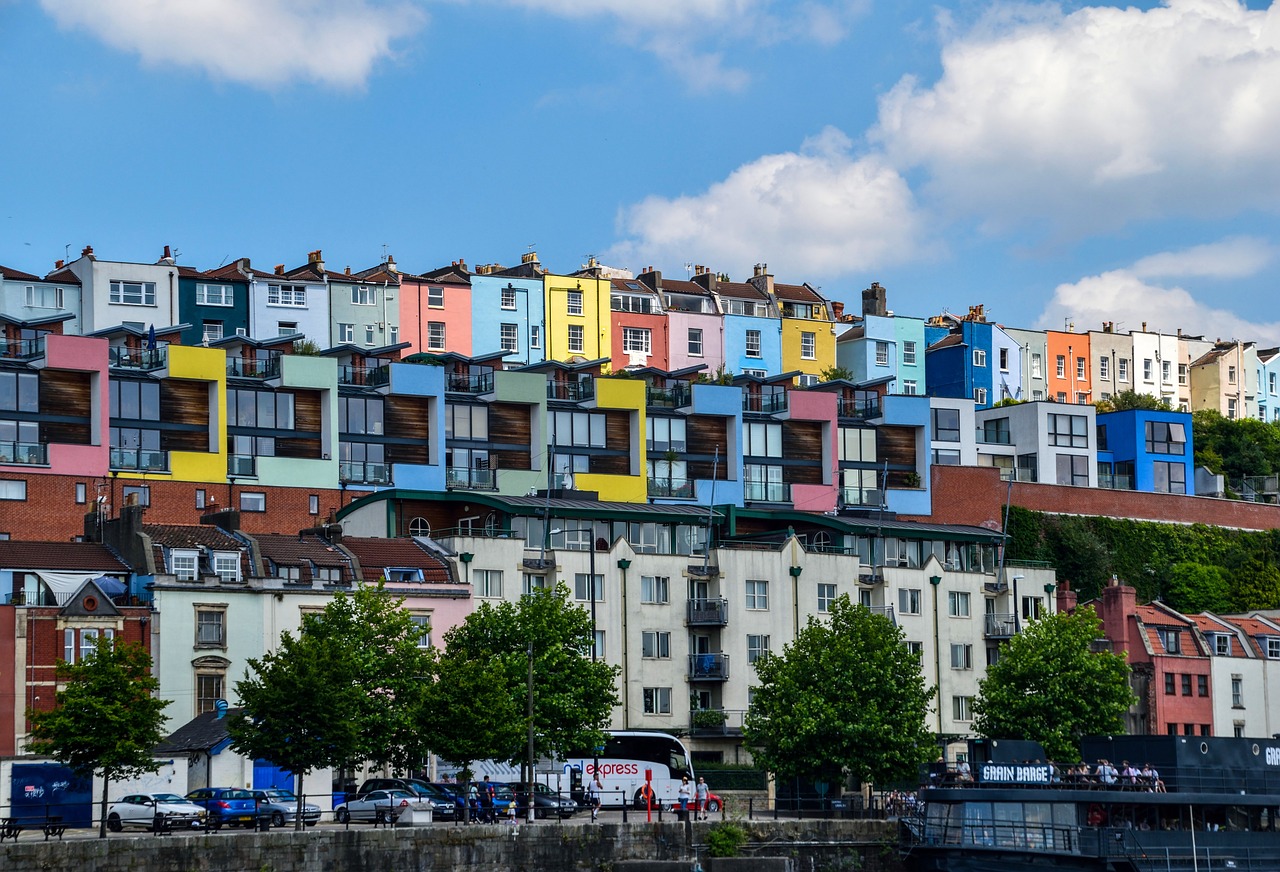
184, 787, 261, 828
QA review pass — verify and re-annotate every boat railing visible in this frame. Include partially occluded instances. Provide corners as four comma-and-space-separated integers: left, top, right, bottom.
913, 819, 1080, 854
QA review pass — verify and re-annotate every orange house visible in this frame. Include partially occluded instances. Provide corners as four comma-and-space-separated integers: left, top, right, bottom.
1045, 330, 1092, 405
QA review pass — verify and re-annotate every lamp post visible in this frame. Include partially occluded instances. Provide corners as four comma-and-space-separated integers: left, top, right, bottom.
1012, 574, 1025, 631
527, 638, 536, 824
929, 575, 942, 734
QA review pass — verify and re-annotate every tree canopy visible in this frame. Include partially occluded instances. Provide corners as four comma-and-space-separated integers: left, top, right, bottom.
972, 606, 1133, 763
428, 584, 619, 769
742, 597, 935, 785
27, 637, 170, 838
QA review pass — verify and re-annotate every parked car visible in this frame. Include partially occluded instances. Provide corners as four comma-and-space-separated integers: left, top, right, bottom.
250, 788, 321, 827
467, 781, 518, 821
184, 787, 261, 828
506, 782, 578, 819
335, 789, 432, 824
107, 793, 205, 831
429, 782, 478, 818
664, 791, 724, 814
355, 778, 455, 821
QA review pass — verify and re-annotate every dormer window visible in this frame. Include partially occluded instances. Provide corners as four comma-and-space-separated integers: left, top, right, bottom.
1158, 628, 1182, 654
1214, 634, 1231, 656
1267, 637, 1280, 659
171, 548, 199, 581
212, 552, 240, 583
386, 568, 424, 583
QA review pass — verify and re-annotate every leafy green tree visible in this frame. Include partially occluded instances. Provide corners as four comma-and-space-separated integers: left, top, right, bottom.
1101, 390, 1172, 412
973, 606, 1133, 762
229, 630, 365, 828
819, 365, 854, 382
1162, 562, 1232, 614
743, 597, 935, 785
1228, 559, 1280, 611
27, 638, 171, 839
1044, 516, 1113, 601
433, 585, 619, 769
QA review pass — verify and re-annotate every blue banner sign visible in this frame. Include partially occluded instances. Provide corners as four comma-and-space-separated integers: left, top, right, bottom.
979, 763, 1052, 785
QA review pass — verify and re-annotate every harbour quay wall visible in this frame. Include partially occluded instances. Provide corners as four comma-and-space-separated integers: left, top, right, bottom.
0, 819, 903, 872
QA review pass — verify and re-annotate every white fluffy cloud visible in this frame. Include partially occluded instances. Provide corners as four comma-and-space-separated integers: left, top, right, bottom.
39, 0, 423, 89
609, 127, 924, 278
1039, 239, 1280, 345
874, 0, 1280, 233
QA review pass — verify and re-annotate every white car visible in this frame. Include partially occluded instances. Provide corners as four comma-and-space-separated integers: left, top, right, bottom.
335, 789, 432, 824
107, 793, 206, 831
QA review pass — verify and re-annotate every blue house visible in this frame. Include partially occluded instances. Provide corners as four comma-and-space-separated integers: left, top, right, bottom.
470, 262, 545, 367
178, 263, 250, 346
719, 278, 781, 377
1095, 408, 1194, 495
924, 310, 1012, 409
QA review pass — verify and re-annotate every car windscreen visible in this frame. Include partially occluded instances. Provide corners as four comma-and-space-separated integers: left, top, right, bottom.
153, 794, 185, 802
221, 790, 255, 800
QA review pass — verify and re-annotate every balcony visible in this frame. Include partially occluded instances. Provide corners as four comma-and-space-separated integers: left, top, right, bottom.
744, 480, 790, 503
646, 384, 691, 409
547, 379, 594, 402
976, 429, 1012, 445
838, 396, 879, 418
687, 598, 729, 626
0, 442, 47, 466
648, 477, 694, 499
999, 467, 1037, 483
226, 355, 281, 380
743, 392, 787, 414
1098, 472, 1133, 490
866, 605, 896, 625
984, 613, 1018, 639
689, 708, 747, 737
688, 653, 730, 682
447, 372, 494, 394
227, 454, 257, 477
0, 337, 45, 361
339, 364, 390, 388
110, 448, 168, 471
446, 466, 496, 490
109, 345, 167, 371
840, 487, 882, 509
340, 461, 390, 484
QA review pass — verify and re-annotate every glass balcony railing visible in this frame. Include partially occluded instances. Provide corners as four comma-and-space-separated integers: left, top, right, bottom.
446, 466, 496, 490
744, 480, 790, 503
976, 429, 1012, 445
0, 337, 45, 360
447, 372, 495, 394
688, 653, 730, 681
339, 364, 391, 388
838, 397, 879, 418
687, 598, 729, 626
1098, 472, 1134, 490
998, 467, 1038, 483
648, 477, 694, 499
743, 392, 787, 414
689, 708, 747, 736
646, 384, 691, 409
226, 355, 281, 379
547, 379, 594, 402
227, 454, 257, 477
0, 442, 47, 465
110, 448, 168, 471
109, 345, 167, 371
340, 461, 390, 484
984, 613, 1018, 638
840, 487, 882, 508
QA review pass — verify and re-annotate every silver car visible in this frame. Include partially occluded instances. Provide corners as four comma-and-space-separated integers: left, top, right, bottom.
107, 793, 206, 831
335, 789, 432, 824
251, 788, 321, 827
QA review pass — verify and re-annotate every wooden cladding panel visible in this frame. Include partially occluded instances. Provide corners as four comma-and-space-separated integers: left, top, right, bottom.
686, 416, 728, 480
386, 396, 431, 465
782, 420, 824, 485
589, 409, 632, 476
877, 425, 917, 467
161, 380, 210, 453
490, 402, 532, 471
293, 390, 323, 432
395, 501, 466, 538
38, 370, 91, 445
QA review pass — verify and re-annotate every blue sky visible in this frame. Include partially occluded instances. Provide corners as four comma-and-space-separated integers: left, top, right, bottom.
5, 0, 1280, 344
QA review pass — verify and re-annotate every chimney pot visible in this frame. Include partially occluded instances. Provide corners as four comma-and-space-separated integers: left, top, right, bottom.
274, 264, 285, 275
345, 266, 351, 275
81, 245, 94, 257
54, 259, 64, 270
163, 244, 171, 259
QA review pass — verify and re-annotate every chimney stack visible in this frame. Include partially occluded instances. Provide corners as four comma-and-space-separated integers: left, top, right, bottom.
54, 259, 64, 270
274, 264, 285, 275
522, 251, 539, 265
862, 282, 887, 317
386, 255, 397, 273
81, 245, 94, 258
309, 250, 325, 273
831, 301, 845, 320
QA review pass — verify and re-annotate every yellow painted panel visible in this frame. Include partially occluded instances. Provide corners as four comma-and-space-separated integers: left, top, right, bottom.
576, 473, 647, 503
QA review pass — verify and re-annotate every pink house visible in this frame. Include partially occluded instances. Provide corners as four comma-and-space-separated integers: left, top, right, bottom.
784, 388, 839, 512
400, 262, 473, 356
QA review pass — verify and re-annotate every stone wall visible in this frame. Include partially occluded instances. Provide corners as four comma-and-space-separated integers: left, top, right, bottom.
0, 819, 903, 872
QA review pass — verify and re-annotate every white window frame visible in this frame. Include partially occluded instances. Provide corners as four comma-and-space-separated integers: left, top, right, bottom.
817, 582, 837, 612
202, 321, 224, 343
902, 379, 918, 395
476, 569, 503, 598
948, 590, 971, 617
427, 322, 446, 350
500, 323, 519, 353
574, 573, 604, 602
266, 284, 307, 307
801, 332, 816, 360
25, 285, 64, 309
903, 341, 917, 365
110, 280, 156, 306
428, 286, 444, 308
747, 634, 770, 664
643, 687, 672, 715
567, 325, 584, 354
196, 283, 233, 307
899, 588, 921, 615
641, 631, 671, 659
641, 575, 669, 604
950, 643, 973, 669
339, 323, 354, 343
212, 553, 240, 583
351, 285, 375, 306
952, 695, 974, 722
745, 579, 769, 610
973, 387, 987, 404
500, 287, 517, 310
239, 492, 266, 512
1099, 356, 1109, 380
566, 290, 583, 316
530, 325, 542, 349
973, 349, 987, 367
688, 328, 703, 357
745, 330, 762, 358
623, 327, 651, 355
171, 549, 199, 581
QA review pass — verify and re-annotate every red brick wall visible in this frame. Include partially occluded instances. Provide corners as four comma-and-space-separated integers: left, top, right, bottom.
0, 473, 342, 542
1150, 657, 1215, 737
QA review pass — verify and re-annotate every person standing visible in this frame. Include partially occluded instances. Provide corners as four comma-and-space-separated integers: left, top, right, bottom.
695, 776, 710, 820
677, 776, 692, 819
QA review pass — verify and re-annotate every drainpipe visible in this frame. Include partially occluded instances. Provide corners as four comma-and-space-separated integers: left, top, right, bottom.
930, 574, 942, 734
617, 558, 632, 727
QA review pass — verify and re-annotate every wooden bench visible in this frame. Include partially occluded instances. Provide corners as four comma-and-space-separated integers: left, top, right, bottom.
0, 818, 23, 842
41, 816, 65, 841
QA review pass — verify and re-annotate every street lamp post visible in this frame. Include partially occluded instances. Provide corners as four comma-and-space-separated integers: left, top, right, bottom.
527, 639, 536, 824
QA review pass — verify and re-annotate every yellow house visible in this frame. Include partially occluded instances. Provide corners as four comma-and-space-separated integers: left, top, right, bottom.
576, 375, 647, 502
544, 272, 611, 363
161, 344, 229, 483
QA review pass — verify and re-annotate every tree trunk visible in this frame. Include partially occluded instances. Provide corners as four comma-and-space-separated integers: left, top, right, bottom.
99, 775, 109, 839
295, 770, 304, 831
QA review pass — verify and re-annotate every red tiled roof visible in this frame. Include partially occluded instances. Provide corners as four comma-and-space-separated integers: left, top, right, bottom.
341, 537, 453, 584
176, 266, 206, 279
928, 333, 965, 350
204, 262, 250, 281
43, 267, 81, 284
718, 281, 768, 301
660, 279, 713, 297
774, 282, 824, 303
0, 541, 129, 572
254, 533, 354, 583
0, 265, 41, 281
144, 524, 252, 578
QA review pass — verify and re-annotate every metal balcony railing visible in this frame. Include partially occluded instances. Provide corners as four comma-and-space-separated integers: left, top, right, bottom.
744, 481, 790, 503
445, 466, 496, 490
838, 397, 879, 418
984, 613, 1018, 638
339, 461, 389, 484
687, 598, 729, 626
689, 708, 748, 736
840, 487, 882, 508
0, 442, 47, 465
743, 392, 787, 414
338, 364, 390, 387
109, 345, 167, 371
0, 337, 45, 360
648, 477, 694, 498
646, 384, 691, 409
447, 372, 494, 394
547, 379, 594, 402
688, 653, 730, 681
110, 448, 168, 471
866, 605, 896, 625
226, 355, 281, 379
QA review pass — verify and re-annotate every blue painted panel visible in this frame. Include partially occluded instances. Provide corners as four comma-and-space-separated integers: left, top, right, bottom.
252, 760, 294, 791
10, 763, 92, 826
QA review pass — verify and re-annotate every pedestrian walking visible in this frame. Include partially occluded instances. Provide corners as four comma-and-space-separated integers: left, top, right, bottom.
587, 774, 603, 823
695, 777, 710, 820
677, 776, 692, 819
